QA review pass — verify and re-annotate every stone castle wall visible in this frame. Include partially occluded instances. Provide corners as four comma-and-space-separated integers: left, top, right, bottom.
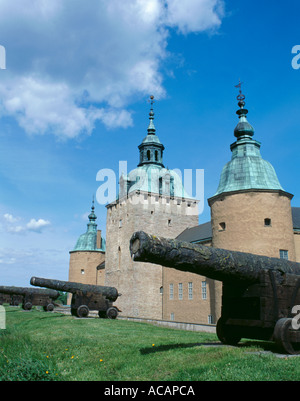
105, 191, 199, 319
209, 190, 296, 261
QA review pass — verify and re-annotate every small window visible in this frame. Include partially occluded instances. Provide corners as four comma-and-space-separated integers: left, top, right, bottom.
188, 282, 193, 300
178, 283, 183, 300
264, 218, 271, 226
155, 150, 158, 161
170, 313, 174, 321
169, 284, 174, 300
202, 281, 207, 300
208, 315, 214, 324
119, 219, 122, 228
81, 269, 85, 275
168, 219, 172, 227
219, 222, 226, 231
280, 250, 289, 260
147, 150, 151, 161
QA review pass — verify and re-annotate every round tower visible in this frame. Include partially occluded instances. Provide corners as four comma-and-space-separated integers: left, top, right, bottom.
68, 200, 106, 288
208, 85, 296, 261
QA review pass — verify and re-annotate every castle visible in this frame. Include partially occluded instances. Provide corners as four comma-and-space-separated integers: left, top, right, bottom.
68, 90, 300, 325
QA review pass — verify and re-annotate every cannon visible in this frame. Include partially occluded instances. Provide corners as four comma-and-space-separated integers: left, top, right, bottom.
130, 231, 300, 355
30, 277, 120, 319
0, 286, 60, 311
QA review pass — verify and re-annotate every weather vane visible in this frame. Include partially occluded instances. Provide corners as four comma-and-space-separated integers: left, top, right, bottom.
235, 79, 245, 102
148, 95, 155, 108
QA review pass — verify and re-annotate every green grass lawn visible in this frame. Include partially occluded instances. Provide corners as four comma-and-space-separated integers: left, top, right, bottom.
1, 306, 300, 381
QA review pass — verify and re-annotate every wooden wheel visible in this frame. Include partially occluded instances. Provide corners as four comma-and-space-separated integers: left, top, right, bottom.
273, 318, 300, 355
76, 305, 89, 318
106, 307, 118, 319
216, 318, 241, 346
43, 303, 54, 312
23, 302, 32, 310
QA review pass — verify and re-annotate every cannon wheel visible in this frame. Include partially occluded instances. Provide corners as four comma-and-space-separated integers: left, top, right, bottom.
216, 318, 241, 346
106, 307, 118, 319
23, 302, 32, 310
43, 303, 54, 312
76, 305, 89, 318
273, 318, 300, 355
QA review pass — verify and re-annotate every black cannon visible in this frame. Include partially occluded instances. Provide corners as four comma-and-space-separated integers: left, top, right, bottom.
130, 231, 300, 355
0, 286, 60, 311
30, 277, 120, 319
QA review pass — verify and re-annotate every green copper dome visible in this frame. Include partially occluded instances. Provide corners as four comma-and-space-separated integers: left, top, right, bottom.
126, 164, 192, 198
73, 200, 106, 252
118, 96, 194, 200
213, 89, 283, 197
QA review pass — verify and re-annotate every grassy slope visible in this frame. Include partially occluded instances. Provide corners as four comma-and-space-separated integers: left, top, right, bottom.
0, 307, 300, 381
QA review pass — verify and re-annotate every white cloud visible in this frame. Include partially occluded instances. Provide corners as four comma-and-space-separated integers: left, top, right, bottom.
0, 0, 224, 139
164, 0, 224, 33
2, 214, 51, 234
3, 213, 20, 223
26, 218, 51, 233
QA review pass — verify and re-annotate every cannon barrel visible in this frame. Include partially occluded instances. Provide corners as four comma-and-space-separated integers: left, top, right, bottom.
129, 231, 300, 284
30, 277, 119, 302
0, 285, 60, 299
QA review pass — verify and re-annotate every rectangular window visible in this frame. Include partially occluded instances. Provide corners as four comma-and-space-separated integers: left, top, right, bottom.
170, 313, 174, 321
202, 281, 207, 300
119, 219, 122, 228
188, 282, 193, 300
178, 283, 183, 300
169, 284, 173, 300
280, 250, 289, 260
208, 315, 214, 324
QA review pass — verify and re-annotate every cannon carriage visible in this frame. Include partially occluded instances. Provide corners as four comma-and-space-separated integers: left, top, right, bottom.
130, 231, 300, 355
0, 286, 60, 311
30, 277, 120, 319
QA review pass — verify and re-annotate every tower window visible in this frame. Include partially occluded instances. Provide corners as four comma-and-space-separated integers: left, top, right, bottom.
178, 283, 183, 300
119, 219, 122, 228
202, 281, 207, 300
280, 250, 289, 260
219, 222, 226, 231
81, 269, 85, 275
264, 218, 271, 226
169, 283, 174, 300
147, 150, 151, 161
188, 282, 193, 300
155, 150, 158, 161
168, 219, 172, 227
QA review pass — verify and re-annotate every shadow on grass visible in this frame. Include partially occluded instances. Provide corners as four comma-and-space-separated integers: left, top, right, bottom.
140, 340, 284, 355
140, 342, 223, 355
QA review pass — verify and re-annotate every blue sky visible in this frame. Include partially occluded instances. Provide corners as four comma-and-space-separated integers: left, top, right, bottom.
0, 0, 299, 286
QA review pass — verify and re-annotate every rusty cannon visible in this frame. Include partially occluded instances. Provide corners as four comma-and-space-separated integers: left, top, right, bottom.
0, 285, 60, 311
130, 231, 300, 355
30, 277, 120, 319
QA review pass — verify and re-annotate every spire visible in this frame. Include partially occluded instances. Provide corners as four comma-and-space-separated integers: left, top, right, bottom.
234, 80, 254, 139
147, 95, 156, 135
137, 95, 165, 168
88, 196, 97, 223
